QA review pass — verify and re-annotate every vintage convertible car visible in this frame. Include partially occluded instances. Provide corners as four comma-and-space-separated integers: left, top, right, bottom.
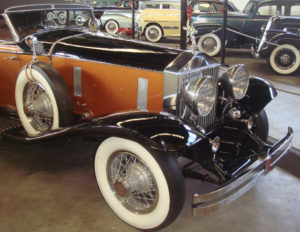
0, 3, 293, 231
192, 0, 300, 56
255, 15, 300, 75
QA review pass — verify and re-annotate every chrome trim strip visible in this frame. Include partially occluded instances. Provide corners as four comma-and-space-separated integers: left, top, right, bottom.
3, 13, 19, 42
51, 53, 163, 73
73, 67, 82, 97
192, 127, 293, 215
137, 78, 148, 111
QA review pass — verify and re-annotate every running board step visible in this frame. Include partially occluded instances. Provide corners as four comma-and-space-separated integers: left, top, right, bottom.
0, 113, 22, 133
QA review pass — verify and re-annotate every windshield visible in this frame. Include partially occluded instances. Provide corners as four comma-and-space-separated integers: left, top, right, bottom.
243, 2, 255, 14
8, 9, 98, 39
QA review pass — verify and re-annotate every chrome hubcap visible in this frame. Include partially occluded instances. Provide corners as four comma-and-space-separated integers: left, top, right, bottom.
107, 151, 158, 214
202, 37, 217, 53
148, 28, 159, 40
275, 48, 296, 70
280, 54, 291, 65
23, 82, 53, 132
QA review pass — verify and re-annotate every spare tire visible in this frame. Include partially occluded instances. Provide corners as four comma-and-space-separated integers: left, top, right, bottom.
15, 62, 73, 136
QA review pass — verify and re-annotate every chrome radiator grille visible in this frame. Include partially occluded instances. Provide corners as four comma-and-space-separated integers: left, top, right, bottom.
177, 65, 219, 130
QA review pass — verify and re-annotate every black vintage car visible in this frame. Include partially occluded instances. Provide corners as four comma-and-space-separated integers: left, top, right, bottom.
191, 0, 300, 56
0, 3, 293, 231
255, 15, 300, 75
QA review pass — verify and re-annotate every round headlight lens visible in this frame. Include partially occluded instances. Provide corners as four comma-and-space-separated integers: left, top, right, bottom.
225, 64, 250, 100
184, 77, 216, 117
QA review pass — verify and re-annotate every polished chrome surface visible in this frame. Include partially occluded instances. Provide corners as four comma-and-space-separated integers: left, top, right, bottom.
184, 76, 216, 117
178, 65, 219, 130
192, 127, 293, 215
137, 78, 148, 111
201, 37, 217, 53
73, 67, 82, 97
23, 82, 53, 133
107, 151, 158, 214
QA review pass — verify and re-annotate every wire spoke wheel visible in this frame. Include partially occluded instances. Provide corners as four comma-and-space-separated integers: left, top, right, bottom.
95, 137, 185, 230
23, 82, 53, 133
108, 151, 158, 214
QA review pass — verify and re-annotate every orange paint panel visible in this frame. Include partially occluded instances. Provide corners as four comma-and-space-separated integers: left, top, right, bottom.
52, 57, 164, 116
0, 53, 49, 109
0, 45, 21, 53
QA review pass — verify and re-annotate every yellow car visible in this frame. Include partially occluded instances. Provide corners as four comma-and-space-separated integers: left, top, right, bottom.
139, 1, 181, 42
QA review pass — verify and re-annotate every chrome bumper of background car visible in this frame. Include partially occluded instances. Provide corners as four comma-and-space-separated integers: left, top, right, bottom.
192, 127, 293, 216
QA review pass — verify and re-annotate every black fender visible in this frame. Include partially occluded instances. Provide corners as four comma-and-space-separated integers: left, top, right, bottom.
240, 76, 277, 114
17, 111, 209, 156
193, 23, 239, 41
266, 33, 300, 55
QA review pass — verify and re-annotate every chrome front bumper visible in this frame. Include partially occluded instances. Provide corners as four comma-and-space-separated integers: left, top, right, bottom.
192, 127, 293, 215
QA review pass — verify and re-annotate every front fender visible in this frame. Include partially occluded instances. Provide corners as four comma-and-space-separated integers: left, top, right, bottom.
21, 111, 208, 154
241, 76, 277, 113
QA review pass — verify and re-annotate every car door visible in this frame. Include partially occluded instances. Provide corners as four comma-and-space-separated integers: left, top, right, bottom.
0, 15, 22, 110
242, 2, 283, 38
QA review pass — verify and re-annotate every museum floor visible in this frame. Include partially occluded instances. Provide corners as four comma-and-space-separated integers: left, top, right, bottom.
0, 48, 299, 232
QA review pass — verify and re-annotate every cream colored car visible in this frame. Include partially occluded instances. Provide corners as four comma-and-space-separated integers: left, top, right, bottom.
139, 1, 181, 42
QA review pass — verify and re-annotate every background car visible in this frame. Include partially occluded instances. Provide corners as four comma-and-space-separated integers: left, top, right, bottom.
255, 15, 300, 75
94, 0, 142, 34
0, 3, 293, 231
139, 1, 181, 42
192, 0, 300, 56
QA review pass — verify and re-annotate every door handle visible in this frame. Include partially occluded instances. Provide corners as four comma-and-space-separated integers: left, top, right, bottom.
3, 56, 18, 60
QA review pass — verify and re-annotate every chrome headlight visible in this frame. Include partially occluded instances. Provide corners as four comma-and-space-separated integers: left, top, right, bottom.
222, 64, 249, 100
184, 76, 216, 116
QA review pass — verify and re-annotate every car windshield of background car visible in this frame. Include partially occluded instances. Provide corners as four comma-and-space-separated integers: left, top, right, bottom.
243, 1, 255, 14
0, 15, 14, 42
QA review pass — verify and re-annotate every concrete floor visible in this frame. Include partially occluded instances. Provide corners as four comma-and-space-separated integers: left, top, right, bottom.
0, 138, 299, 232
0, 46, 300, 232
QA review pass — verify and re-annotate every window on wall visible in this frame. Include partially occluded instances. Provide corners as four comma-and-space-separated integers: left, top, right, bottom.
0, 15, 13, 41
290, 5, 300, 16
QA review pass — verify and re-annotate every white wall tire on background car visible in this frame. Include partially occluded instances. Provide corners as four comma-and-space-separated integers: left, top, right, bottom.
145, 24, 163, 43
15, 62, 73, 137
269, 44, 300, 75
105, 20, 119, 34
94, 137, 185, 230
197, 33, 221, 57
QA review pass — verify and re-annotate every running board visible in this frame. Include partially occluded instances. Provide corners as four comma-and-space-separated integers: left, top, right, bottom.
0, 112, 22, 134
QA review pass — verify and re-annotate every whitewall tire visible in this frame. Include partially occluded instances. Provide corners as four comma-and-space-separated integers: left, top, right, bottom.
197, 33, 221, 57
269, 44, 300, 75
15, 62, 73, 136
94, 137, 185, 230
105, 20, 119, 34
145, 25, 163, 43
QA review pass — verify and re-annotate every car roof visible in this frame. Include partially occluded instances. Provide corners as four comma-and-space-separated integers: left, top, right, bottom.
5, 4, 93, 13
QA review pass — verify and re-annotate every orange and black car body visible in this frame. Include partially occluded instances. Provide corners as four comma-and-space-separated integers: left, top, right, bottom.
0, 4, 294, 220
